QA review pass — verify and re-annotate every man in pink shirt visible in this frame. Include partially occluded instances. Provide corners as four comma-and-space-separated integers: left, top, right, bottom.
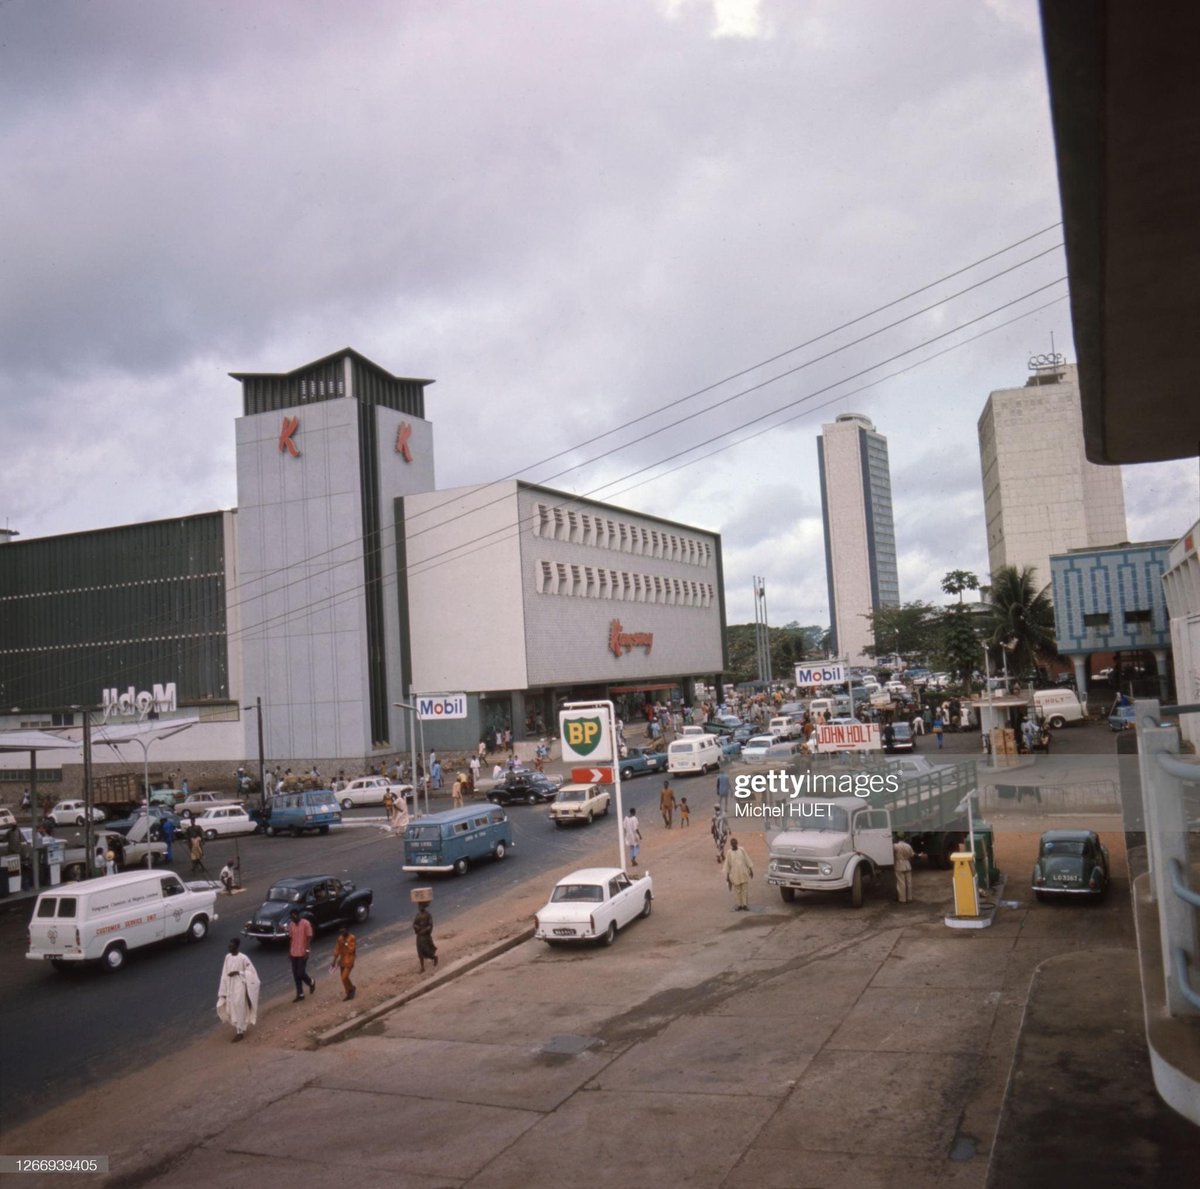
287, 909, 316, 1001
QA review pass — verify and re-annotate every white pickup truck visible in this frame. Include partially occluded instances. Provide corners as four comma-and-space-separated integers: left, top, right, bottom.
534, 867, 653, 946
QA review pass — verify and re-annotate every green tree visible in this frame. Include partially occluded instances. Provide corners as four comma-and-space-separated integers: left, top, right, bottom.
931, 605, 984, 686
983, 565, 1057, 676
723, 623, 816, 684
862, 602, 938, 659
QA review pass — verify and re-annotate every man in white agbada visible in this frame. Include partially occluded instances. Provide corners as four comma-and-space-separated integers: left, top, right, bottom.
390, 795, 410, 833
216, 938, 260, 1042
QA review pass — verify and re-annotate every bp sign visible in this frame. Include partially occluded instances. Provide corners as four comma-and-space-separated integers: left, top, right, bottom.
559, 707, 614, 764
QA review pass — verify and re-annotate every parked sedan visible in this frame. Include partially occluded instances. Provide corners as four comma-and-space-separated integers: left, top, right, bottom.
336, 776, 414, 809
534, 867, 653, 946
885, 722, 916, 752
487, 772, 563, 805
1032, 829, 1109, 901
617, 747, 668, 780
740, 735, 799, 763
45, 801, 106, 827
176, 791, 240, 819
243, 874, 373, 942
193, 805, 257, 839
104, 805, 184, 837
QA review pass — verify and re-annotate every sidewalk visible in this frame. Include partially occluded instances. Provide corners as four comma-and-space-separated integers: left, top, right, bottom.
4, 807, 1192, 1187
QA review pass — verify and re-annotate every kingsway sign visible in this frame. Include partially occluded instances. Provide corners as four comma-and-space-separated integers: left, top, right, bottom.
101, 683, 178, 720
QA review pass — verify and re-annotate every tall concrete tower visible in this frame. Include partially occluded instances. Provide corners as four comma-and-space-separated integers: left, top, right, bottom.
817, 413, 900, 665
231, 349, 436, 763
978, 360, 1127, 591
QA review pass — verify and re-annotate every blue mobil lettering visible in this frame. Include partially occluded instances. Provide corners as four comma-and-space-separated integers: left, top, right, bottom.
418, 696, 467, 718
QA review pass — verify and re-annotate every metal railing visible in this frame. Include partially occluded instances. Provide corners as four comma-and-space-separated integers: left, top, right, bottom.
1135, 698, 1200, 1018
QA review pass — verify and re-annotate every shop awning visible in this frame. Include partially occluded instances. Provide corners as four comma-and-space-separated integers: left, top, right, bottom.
608, 683, 678, 695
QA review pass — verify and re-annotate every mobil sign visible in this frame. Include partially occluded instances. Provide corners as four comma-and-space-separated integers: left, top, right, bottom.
794, 662, 847, 688
417, 694, 468, 721
814, 721, 881, 753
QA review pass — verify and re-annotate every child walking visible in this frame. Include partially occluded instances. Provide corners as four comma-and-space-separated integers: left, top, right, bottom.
679, 797, 691, 826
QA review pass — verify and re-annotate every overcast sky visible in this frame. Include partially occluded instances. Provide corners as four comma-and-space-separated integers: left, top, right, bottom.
2, 0, 1195, 629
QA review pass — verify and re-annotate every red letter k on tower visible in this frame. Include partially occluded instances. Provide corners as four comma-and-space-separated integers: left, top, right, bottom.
279, 416, 300, 457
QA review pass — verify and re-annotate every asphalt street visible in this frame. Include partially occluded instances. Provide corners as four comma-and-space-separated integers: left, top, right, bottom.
0, 795, 633, 1128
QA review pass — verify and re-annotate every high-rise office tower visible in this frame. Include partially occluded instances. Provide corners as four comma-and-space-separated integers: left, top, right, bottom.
817, 413, 900, 664
978, 361, 1127, 591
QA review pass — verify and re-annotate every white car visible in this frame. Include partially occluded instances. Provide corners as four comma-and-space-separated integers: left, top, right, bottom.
534, 867, 654, 946
336, 776, 414, 810
548, 783, 610, 826
740, 735, 799, 763
193, 805, 257, 839
177, 791, 240, 819
46, 800, 106, 827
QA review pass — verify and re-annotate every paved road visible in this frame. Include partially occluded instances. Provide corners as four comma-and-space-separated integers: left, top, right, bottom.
0, 797, 629, 1128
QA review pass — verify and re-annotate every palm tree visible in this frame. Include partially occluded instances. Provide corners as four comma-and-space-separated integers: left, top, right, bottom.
941, 569, 980, 605
983, 566, 1056, 676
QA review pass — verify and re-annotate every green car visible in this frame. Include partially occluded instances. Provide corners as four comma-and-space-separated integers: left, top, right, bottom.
1032, 829, 1109, 901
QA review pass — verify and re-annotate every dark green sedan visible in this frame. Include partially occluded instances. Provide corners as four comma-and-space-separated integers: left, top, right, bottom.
1032, 829, 1109, 901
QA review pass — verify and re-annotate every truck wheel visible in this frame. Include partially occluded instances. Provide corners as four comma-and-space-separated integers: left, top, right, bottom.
640, 893, 652, 918
265, 825, 276, 837
187, 915, 209, 942
936, 834, 966, 870
353, 902, 371, 922
101, 942, 127, 972
602, 921, 618, 946
453, 857, 469, 876
1049, 716, 1066, 730
849, 864, 864, 908
494, 841, 507, 861
780, 886, 796, 904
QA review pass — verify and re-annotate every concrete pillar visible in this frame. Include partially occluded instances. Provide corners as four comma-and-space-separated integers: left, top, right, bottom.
1151, 649, 1170, 701
1071, 654, 1089, 703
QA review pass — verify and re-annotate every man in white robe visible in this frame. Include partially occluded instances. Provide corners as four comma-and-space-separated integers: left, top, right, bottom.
216, 938, 261, 1042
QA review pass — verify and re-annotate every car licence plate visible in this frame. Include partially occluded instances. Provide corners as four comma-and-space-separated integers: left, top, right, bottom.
552, 928, 576, 937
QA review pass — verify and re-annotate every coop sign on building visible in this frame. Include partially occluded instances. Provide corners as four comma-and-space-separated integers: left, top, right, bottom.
794, 663, 847, 688
417, 694, 467, 721
101, 683, 178, 720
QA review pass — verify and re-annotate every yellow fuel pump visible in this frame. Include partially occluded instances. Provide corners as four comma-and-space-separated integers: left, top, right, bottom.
950, 851, 979, 917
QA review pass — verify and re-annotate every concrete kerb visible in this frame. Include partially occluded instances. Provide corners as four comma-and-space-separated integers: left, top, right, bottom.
315, 923, 536, 1046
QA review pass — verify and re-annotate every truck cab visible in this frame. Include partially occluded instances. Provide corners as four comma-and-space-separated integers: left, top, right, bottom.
767, 798, 893, 907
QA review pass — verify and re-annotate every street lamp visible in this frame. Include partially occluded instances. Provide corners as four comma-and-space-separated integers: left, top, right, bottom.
392, 700, 427, 816
241, 697, 266, 810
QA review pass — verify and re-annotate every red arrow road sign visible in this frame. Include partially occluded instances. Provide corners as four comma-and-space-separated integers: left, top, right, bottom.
571, 767, 614, 785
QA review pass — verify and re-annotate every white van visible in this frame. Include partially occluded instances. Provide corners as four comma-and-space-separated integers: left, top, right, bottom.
768, 716, 800, 741
1033, 689, 1085, 729
808, 698, 834, 722
27, 870, 219, 973
667, 735, 723, 776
